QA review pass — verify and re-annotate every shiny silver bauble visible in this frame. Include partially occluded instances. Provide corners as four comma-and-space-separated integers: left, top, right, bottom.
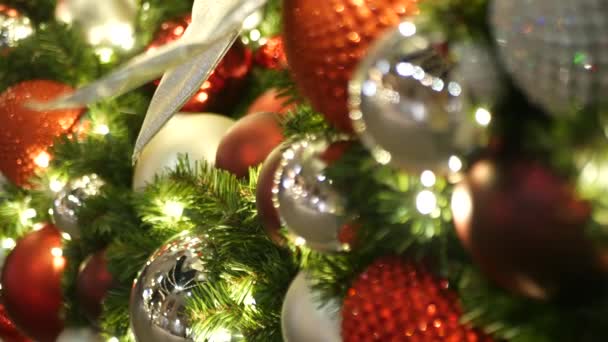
53, 174, 105, 238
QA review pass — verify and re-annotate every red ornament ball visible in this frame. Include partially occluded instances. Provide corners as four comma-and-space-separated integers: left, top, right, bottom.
256, 145, 285, 244
451, 159, 605, 300
148, 15, 252, 113
76, 250, 114, 321
247, 89, 295, 115
216, 112, 284, 178
2, 224, 65, 342
283, 0, 418, 132
254, 36, 288, 69
342, 256, 493, 342
0, 80, 84, 186
0, 304, 30, 342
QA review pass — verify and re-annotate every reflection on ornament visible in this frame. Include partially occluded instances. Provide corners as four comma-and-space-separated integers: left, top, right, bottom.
53, 174, 105, 238
281, 272, 341, 342
2, 225, 65, 342
147, 15, 253, 113
132, 113, 235, 190
350, 20, 496, 174
0, 80, 85, 187
56, 0, 136, 49
492, 0, 608, 116
130, 233, 210, 342
273, 137, 351, 252
0, 5, 33, 50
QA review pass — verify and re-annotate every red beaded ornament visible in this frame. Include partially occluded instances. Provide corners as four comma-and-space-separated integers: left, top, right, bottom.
342, 257, 494, 342
254, 36, 288, 69
147, 15, 252, 113
283, 0, 419, 132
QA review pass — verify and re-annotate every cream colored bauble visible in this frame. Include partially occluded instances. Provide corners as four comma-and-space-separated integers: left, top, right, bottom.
133, 113, 235, 190
55, 0, 137, 49
281, 272, 341, 342
57, 328, 103, 342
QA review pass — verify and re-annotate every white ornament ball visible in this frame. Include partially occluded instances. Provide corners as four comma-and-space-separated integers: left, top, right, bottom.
491, 0, 608, 116
57, 328, 103, 342
282, 272, 341, 342
133, 113, 235, 190
55, 0, 137, 49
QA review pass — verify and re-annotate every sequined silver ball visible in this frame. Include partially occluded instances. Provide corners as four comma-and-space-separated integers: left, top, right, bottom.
491, 0, 608, 116
273, 137, 348, 252
0, 5, 33, 49
53, 174, 105, 238
130, 233, 210, 342
349, 20, 496, 174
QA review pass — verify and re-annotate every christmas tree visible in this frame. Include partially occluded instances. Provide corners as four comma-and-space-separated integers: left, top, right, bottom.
1, 0, 608, 341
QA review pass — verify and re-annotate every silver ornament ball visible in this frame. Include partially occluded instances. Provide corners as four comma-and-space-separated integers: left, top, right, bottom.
0, 5, 33, 49
53, 174, 105, 238
130, 233, 211, 342
349, 20, 495, 174
491, 0, 608, 116
273, 137, 349, 252
281, 272, 341, 342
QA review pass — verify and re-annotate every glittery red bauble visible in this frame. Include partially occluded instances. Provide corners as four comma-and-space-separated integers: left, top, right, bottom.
0, 304, 30, 342
216, 112, 284, 178
0, 80, 84, 186
256, 146, 285, 244
452, 159, 604, 300
254, 36, 287, 69
148, 15, 252, 113
247, 89, 295, 115
2, 224, 65, 342
283, 0, 418, 132
76, 250, 114, 321
343, 256, 493, 342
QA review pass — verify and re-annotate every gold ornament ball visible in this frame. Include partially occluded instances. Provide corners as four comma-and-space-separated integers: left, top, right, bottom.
283, 0, 419, 132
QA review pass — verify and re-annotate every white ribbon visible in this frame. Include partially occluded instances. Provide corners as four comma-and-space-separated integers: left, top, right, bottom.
33, 0, 267, 161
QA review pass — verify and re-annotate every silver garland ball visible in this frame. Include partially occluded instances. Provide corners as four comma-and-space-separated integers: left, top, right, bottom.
349, 19, 498, 174
281, 272, 342, 342
491, 0, 608, 116
130, 233, 211, 342
53, 174, 105, 238
273, 137, 349, 252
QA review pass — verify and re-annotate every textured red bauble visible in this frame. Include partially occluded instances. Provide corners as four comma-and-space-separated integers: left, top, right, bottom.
76, 250, 114, 320
283, 0, 418, 132
451, 159, 604, 300
0, 304, 30, 342
254, 36, 288, 69
147, 15, 252, 113
2, 224, 65, 342
216, 112, 284, 178
0, 80, 84, 186
247, 89, 295, 115
256, 146, 285, 244
342, 256, 493, 342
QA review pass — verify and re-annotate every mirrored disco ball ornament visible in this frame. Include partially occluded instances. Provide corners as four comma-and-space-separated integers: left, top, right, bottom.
491, 0, 608, 116
273, 137, 349, 252
53, 174, 105, 238
350, 20, 498, 174
130, 234, 211, 342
